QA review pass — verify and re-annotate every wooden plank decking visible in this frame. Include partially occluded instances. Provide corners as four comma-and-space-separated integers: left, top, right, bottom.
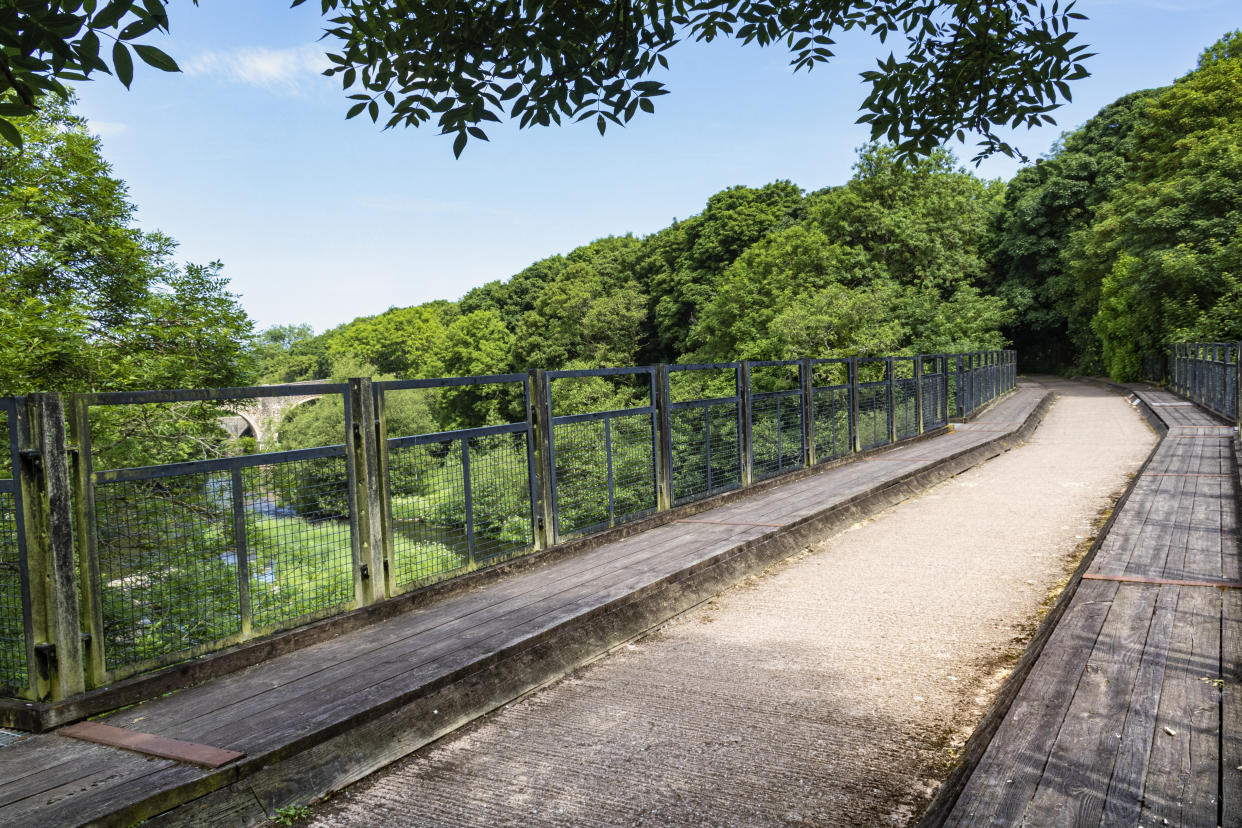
0, 386, 1049, 827
943, 384, 1241, 827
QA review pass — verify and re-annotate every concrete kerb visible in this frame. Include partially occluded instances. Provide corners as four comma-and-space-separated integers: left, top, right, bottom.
119, 389, 1054, 828
917, 378, 1185, 827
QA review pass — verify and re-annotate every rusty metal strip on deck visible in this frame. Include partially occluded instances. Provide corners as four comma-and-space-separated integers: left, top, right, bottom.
1082, 573, 1242, 589
58, 721, 245, 768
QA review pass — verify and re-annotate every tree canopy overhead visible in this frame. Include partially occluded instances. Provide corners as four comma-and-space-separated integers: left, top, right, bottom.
313, 0, 1093, 161
1, 1, 1090, 160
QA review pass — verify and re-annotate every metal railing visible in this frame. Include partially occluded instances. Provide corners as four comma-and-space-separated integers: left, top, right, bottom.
0, 349, 1016, 703
1169, 342, 1240, 423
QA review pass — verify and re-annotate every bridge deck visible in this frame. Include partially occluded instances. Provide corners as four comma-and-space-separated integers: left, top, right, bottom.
0, 386, 1047, 827
944, 385, 1242, 827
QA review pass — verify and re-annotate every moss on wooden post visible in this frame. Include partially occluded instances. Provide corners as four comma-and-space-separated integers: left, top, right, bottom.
530, 370, 557, 548
348, 378, 386, 607
27, 394, 88, 699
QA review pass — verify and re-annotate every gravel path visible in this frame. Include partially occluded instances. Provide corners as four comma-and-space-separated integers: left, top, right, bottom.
307, 381, 1155, 827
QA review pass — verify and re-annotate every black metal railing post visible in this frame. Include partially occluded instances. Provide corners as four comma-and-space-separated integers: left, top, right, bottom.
738, 361, 754, 486
848, 357, 860, 454
914, 355, 925, 434
886, 356, 897, 444
800, 358, 815, 466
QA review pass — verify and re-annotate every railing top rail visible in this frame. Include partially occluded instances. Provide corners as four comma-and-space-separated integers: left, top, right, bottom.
746, 359, 801, 368
94, 442, 349, 483
387, 420, 529, 449
550, 404, 656, 425
546, 366, 654, 379
809, 357, 850, 366
73, 382, 349, 406
376, 373, 527, 392
670, 395, 740, 410
752, 388, 803, 400
668, 361, 739, 372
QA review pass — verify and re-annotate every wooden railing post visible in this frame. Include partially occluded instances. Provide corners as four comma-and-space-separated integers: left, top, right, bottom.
25, 393, 88, 699
373, 385, 398, 598
347, 378, 386, 606
530, 369, 558, 548
653, 364, 674, 511
738, 362, 754, 486
848, 357, 860, 453
800, 358, 815, 466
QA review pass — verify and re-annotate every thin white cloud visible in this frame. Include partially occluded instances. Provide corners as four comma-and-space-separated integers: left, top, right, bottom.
184, 45, 330, 95
88, 120, 128, 137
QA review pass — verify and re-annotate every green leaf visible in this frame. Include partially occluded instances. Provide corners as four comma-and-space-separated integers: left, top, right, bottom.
452, 131, 466, 158
113, 41, 133, 88
0, 118, 23, 150
92, 0, 132, 30
120, 17, 161, 40
133, 44, 180, 73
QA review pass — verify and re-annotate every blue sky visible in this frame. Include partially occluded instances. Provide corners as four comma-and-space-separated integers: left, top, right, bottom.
71, 0, 1239, 333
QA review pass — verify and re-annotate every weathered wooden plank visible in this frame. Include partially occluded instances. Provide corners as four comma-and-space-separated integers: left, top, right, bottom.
944, 580, 1119, 825
0, 740, 142, 809
1180, 473, 1224, 583
1138, 584, 1223, 827
1222, 587, 1242, 825
1020, 582, 1158, 825
1099, 583, 1179, 825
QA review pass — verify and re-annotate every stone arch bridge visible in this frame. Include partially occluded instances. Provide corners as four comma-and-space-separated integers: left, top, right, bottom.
218, 381, 324, 445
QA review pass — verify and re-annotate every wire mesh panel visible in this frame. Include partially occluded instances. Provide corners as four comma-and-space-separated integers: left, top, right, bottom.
921, 359, 948, 430
0, 400, 30, 695
243, 455, 354, 630
670, 403, 742, 504
552, 413, 657, 536
809, 360, 851, 464
0, 488, 23, 691
94, 470, 242, 671
378, 374, 536, 592
387, 437, 470, 588
548, 367, 657, 538
747, 361, 805, 481
893, 360, 919, 441
751, 391, 803, 480
856, 383, 888, 450
668, 364, 742, 506
552, 417, 608, 535
812, 385, 852, 462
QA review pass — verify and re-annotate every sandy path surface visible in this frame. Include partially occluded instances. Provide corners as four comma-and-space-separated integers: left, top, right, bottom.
307, 381, 1155, 827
